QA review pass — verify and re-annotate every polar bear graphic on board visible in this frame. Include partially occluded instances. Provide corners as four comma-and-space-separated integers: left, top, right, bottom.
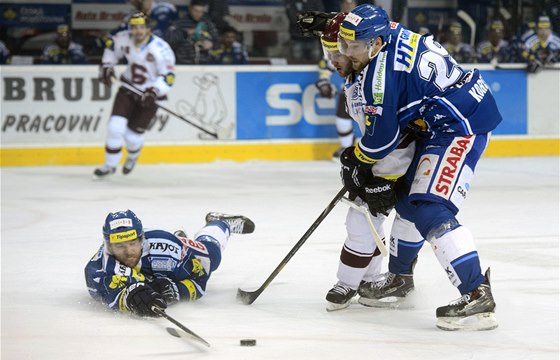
176, 73, 231, 139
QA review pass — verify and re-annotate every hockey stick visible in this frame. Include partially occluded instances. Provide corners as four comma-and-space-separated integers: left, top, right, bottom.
457, 10, 476, 48
152, 307, 211, 347
237, 187, 347, 305
339, 197, 387, 257
116, 77, 231, 139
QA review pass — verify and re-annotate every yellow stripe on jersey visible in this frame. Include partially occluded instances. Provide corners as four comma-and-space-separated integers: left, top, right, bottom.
180, 279, 198, 301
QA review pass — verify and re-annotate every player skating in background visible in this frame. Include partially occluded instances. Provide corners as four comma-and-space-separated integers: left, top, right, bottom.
336, 4, 501, 330
95, 12, 176, 178
85, 209, 254, 317
315, 0, 358, 160
300, 12, 416, 312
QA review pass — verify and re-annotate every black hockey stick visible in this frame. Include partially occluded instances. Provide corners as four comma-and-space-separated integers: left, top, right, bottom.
237, 187, 347, 305
152, 307, 211, 347
116, 77, 226, 139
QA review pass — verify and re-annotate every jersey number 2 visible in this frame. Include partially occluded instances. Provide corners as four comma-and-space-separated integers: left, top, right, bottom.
418, 36, 462, 91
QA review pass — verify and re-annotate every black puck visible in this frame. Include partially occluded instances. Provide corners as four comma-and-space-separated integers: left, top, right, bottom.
240, 339, 256, 346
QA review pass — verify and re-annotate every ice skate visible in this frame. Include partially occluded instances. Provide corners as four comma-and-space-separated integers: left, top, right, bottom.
326, 282, 357, 312
436, 268, 498, 331
122, 157, 137, 175
358, 272, 415, 308
358, 258, 416, 308
205, 212, 255, 234
93, 165, 116, 178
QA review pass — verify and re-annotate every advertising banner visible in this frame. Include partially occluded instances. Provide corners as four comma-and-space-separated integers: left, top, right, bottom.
236, 70, 340, 140
0, 4, 70, 28
0, 66, 237, 146
478, 69, 527, 135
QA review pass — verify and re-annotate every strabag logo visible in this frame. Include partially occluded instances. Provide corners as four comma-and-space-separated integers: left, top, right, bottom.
394, 28, 419, 73
431, 135, 473, 198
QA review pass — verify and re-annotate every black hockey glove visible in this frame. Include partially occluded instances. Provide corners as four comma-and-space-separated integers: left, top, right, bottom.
123, 282, 167, 317
340, 146, 372, 196
141, 87, 157, 108
363, 177, 397, 216
99, 65, 114, 87
296, 11, 337, 37
315, 78, 334, 98
148, 277, 180, 305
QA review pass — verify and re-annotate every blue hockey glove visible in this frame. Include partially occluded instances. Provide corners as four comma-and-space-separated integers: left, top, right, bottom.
123, 282, 167, 317
340, 146, 371, 196
148, 277, 180, 305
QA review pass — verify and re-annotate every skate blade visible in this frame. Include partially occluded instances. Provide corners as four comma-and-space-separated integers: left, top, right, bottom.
326, 301, 351, 312
436, 312, 498, 331
357, 295, 414, 309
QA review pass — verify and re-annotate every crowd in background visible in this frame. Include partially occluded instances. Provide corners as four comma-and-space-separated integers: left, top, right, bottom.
0, 0, 559, 71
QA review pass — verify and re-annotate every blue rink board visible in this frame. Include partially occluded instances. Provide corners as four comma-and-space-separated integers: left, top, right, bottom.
236, 69, 527, 140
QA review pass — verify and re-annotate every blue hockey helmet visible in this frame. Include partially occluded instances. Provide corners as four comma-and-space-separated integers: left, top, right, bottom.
102, 209, 144, 252
339, 4, 390, 42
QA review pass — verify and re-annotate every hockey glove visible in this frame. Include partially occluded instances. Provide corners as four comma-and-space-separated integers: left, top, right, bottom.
148, 277, 180, 305
340, 146, 371, 196
315, 78, 334, 98
123, 282, 167, 317
99, 65, 115, 87
296, 11, 337, 37
141, 87, 158, 108
363, 177, 397, 216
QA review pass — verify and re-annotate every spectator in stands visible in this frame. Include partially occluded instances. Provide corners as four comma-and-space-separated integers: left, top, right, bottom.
210, 26, 248, 64
523, 16, 560, 72
112, 0, 177, 37
442, 21, 474, 64
164, 0, 219, 64
207, 0, 232, 33
476, 20, 511, 64
41, 25, 87, 64
285, 0, 324, 62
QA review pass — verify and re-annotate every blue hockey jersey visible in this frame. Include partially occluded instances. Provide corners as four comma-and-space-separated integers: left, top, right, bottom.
85, 225, 223, 311
351, 23, 503, 164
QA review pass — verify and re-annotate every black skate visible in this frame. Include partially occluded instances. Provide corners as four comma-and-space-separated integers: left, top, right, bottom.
122, 158, 137, 175
436, 268, 498, 331
358, 258, 416, 308
93, 165, 116, 178
326, 283, 357, 312
205, 212, 255, 234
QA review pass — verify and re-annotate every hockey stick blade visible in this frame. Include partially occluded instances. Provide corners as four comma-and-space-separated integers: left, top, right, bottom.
237, 187, 347, 305
153, 307, 211, 347
166, 327, 211, 348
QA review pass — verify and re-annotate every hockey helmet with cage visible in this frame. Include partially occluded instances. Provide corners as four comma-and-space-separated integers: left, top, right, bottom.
338, 4, 390, 59
102, 209, 144, 253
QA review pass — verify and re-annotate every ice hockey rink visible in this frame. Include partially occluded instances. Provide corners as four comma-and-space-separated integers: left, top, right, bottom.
1, 156, 558, 359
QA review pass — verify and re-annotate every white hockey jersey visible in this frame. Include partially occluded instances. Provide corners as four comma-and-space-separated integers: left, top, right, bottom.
102, 31, 176, 97
344, 72, 415, 180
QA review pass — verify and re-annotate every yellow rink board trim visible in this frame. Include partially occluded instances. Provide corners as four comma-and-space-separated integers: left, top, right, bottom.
1, 138, 558, 166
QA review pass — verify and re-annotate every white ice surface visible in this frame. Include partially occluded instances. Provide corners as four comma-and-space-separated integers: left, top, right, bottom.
1, 157, 558, 359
